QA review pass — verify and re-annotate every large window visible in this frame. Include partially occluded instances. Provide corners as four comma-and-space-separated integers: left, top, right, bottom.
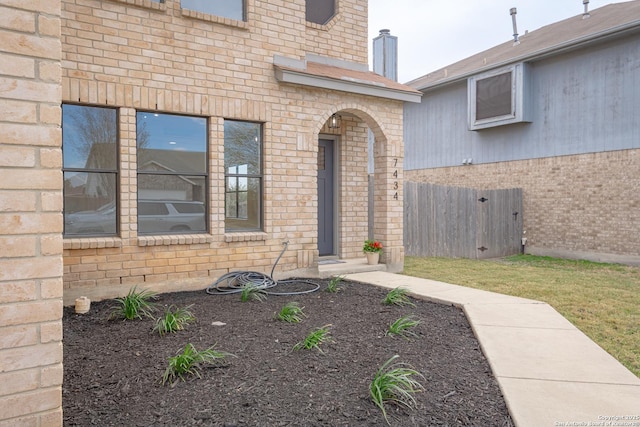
181, 0, 244, 21
137, 112, 207, 234
467, 63, 531, 130
306, 0, 336, 25
63, 104, 118, 237
224, 120, 262, 232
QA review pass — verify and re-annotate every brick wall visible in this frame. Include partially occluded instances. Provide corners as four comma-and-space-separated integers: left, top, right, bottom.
59, 0, 406, 303
405, 149, 640, 263
0, 0, 64, 425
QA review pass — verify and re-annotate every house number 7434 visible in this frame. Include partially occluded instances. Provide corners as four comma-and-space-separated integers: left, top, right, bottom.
393, 158, 398, 200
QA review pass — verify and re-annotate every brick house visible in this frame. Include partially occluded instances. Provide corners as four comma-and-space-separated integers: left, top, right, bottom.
0, 0, 420, 424
403, 1, 640, 265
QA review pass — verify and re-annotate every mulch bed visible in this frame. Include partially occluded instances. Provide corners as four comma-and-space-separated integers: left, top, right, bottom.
62, 278, 514, 426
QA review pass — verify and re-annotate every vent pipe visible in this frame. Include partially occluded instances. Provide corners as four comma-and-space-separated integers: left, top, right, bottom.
583, 0, 591, 19
510, 8, 520, 45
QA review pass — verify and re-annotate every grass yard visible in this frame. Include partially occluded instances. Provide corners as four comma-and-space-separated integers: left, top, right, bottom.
402, 255, 640, 378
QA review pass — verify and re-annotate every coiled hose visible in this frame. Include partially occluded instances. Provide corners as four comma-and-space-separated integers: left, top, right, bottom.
205, 241, 320, 296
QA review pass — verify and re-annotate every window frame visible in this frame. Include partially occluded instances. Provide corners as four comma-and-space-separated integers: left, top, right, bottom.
136, 111, 209, 236
62, 103, 119, 238
224, 120, 263, 233
467, 62, 531, 131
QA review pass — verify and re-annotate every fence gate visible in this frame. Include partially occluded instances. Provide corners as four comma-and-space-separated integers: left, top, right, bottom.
404, 182, 523, 259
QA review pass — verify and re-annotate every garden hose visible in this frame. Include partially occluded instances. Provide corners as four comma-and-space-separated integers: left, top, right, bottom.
205, 241, 320, 296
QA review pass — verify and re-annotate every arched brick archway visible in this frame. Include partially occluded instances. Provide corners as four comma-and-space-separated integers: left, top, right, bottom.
314, 104, 405, 272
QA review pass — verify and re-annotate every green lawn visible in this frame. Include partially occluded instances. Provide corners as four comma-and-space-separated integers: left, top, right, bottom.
402, 255, 640, 378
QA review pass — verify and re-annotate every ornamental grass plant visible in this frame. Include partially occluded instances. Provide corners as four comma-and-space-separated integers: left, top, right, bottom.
370, 355, 424, 424
326, 275, 344, 293
162, 343, 234, 386
153, 305, 196, 336
275, 302, 306, 323
293, 324, 333, 353
382, 287, 415, 307
240, 283, 267, 302
110, 286, 158, 321
386, 315, 421, 339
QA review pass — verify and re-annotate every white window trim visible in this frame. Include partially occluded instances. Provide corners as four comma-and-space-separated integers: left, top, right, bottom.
467, 62, 531, 131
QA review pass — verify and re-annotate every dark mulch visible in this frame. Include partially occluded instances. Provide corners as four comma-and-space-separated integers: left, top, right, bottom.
62, 278, 514, 426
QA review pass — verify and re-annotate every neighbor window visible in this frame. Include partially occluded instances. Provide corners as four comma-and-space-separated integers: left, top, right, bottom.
306, 0, 336, 25
181, 0, 244, 21
224, 120, 262, 232
62, 104, 118, 237
136, 112, 207, 234
467, 63, 531, 130
475, 72, 512, 120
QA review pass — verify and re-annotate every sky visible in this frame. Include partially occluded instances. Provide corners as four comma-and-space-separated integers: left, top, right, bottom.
368, 0, 630, 83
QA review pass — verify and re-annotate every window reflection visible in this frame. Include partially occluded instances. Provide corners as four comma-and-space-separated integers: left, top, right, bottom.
62, 105, 118, 237
181, 0, 244, 21
224, 121, 262, 232
137, 113, 206, 174
306, 0, 336, 25
136, 112, 208, 235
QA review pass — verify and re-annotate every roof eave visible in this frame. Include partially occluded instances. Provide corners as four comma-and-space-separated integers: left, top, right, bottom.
274, 67, 422, 103
413, 20, 640, 92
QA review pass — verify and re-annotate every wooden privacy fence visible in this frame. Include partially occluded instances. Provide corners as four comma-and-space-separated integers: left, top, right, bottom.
404, 182, 523, 259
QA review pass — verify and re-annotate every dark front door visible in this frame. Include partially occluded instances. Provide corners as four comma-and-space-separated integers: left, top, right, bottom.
317, 139, 334, 256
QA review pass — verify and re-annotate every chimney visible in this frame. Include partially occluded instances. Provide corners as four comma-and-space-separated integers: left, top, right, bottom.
510, 8, 520, 45
372, 29, 398, 82
583, 0, 591, 19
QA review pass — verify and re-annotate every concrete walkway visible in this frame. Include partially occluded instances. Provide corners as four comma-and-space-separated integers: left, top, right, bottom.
343, 271, 640, 427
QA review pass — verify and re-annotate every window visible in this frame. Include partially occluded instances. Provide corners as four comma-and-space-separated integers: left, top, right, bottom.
306, 0, 336, 25
181, 0, 244, 21
224, 120, 262, 232
136, 112, 207, 234
62, 105, 118, 237
467, 63, 531, 130
475, 72, 512, 120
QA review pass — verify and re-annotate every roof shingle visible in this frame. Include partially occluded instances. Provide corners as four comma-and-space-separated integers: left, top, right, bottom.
408, 0, 640, 90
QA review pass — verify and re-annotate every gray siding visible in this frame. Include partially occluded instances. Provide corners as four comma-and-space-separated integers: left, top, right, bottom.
404, 36, 640, 170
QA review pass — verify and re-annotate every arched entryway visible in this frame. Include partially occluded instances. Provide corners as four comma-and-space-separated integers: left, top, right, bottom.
314, 106, 405, 272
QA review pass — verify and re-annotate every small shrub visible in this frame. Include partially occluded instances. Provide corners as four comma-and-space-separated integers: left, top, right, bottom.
326, 275, 344, 293
154, 305, 196, 336
293, 325, 333, 353
386, 315, 421, 339
382, 287, 415, 307
110, 286, 158, 320
240, 283, 267, 302
370, 355, 424, 424
162, 343, 234, 386
275, 302, 305, 323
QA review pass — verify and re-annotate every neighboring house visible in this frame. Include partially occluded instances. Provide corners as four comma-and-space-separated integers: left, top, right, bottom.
404, 1, 640, 265
0, 0, 421, 424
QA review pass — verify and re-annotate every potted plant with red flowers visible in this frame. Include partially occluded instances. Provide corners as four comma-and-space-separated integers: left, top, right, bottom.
363, 239, 383, 265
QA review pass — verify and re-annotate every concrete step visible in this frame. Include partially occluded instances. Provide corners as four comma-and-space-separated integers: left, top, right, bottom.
317, 257, 386, 278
